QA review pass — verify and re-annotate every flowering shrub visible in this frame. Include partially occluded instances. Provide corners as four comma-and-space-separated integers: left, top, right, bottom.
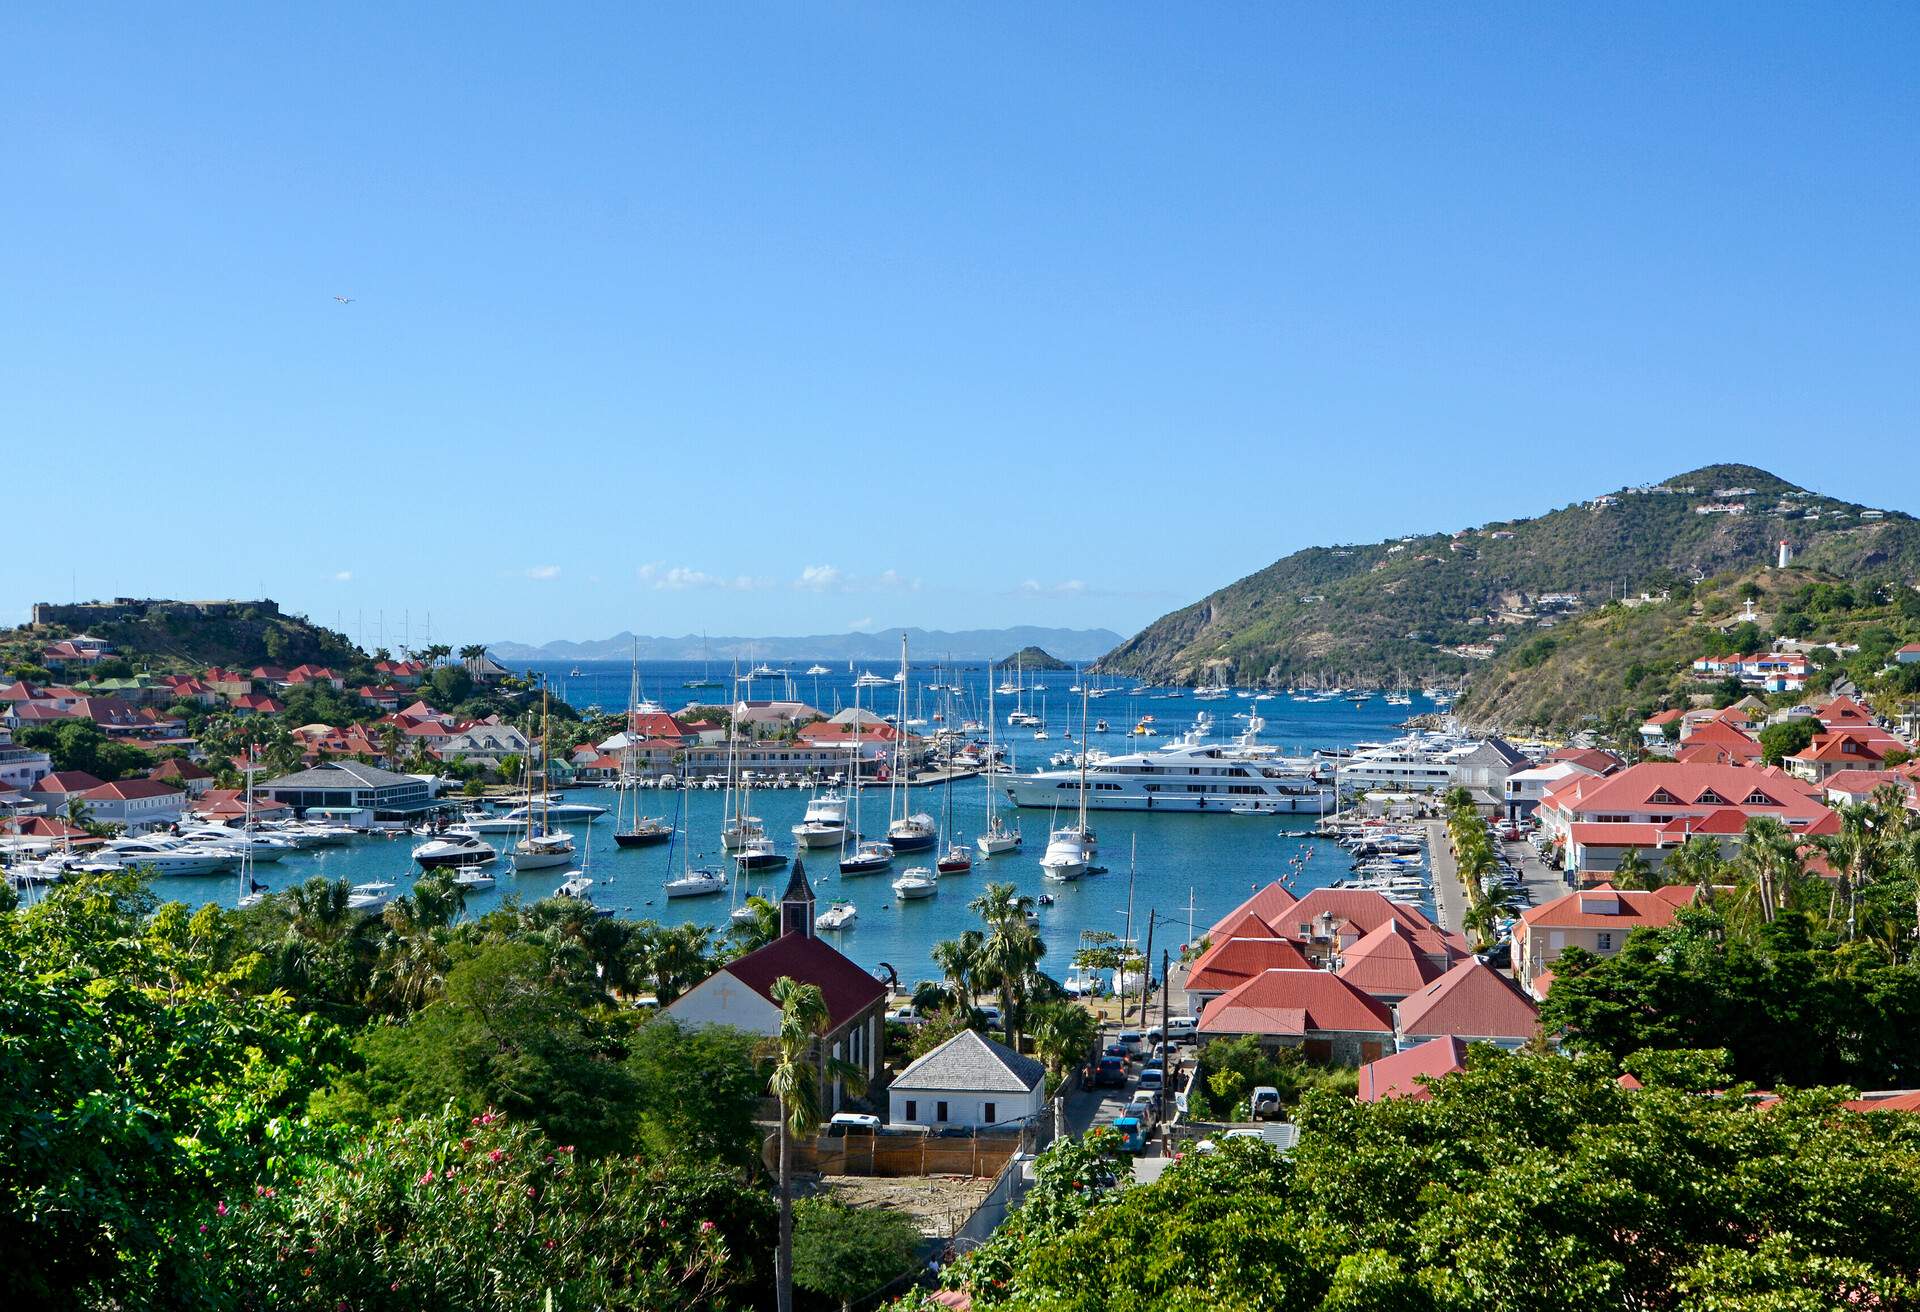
201, 1112, 773, 1311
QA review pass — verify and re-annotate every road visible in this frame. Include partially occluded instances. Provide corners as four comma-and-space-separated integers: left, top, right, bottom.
1429, 818, 1571, 940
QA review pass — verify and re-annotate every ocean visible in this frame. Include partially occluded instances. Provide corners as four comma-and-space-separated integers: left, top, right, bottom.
149, 661, 1443, 993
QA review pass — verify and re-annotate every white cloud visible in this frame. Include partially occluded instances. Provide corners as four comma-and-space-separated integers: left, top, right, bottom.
525, 565, 562, 581
795, 564, 843, 591
847, 616, 875, 631
637, 562, 771, 592
790, 565, 919, 594
1017, 578, 1093, 597
331, 570, 353, 582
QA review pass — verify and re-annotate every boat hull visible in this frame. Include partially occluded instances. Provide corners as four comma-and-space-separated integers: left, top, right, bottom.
886, 831, 936, 853
792, 823, 849, 848
1004, 782, 1332, 813
613, 828, 673, 848
736, 852, 789, 872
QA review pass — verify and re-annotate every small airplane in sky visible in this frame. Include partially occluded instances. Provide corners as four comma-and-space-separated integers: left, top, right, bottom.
333, 295, 355, 305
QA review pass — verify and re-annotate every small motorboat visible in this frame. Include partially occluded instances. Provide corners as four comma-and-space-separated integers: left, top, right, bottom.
815, 901, 858, 931
452, 870, 497, 891
733, 835, 788, 873
891, 867, 939, 900
347, 881, 395, 913
1229, 803, 1281, 817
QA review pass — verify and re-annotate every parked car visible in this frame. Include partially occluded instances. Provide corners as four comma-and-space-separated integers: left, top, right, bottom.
1096, 1056, 1127, 1088
976, 1005, 1003, 1028
886, 1006, 928, 1027
1103, 1042, 1130, 1060
825, 1112, 880, 1137
1126, 1089, 1160, 1127
1249, 1085, 1281, 1120
1138, 1067, 1165, 1091
1111, 1116, 1147, 1153
1476, 939, 1512, 969
1115, 1031, 1146, 1055
1164, 1015, 1198, 1041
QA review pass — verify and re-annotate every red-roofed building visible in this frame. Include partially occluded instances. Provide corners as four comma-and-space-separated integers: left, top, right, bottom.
192, 790, 295, 823
1336, 919, 1453, 1002
6, 815, 104, 849
1547, 748, 1624, 776
1814, 695, 1876, 725
1513, 884, 1699, 999
1206, 881, 1300, 940
1786, 730, 1895, 784
230, 693, 285, 716
250, 666, 289, 683
1669, 720, 1763, 766
149, 757, 213, 797
285, 665, 344, 690
1197, 968, 1395, 1064
1184, 931, 1312, 1010
375, 659, 428, 687
1396, 959, 1539, 1048
1823, 767, 1920, 810
1639, 708, 1687, 753
1847, 1090, 1920, 1113
79, 778, 186, 832
663, 862, 885, 1113
1358, 1036, 1469, 1102
1276, 888, 1468, 966
1537, 761, 1836, 878
572, 753, 625, 783
202, 668, 253, 701
26, 771, 107, 807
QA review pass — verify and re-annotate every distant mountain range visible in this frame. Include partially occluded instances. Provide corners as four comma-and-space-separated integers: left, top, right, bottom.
486, 626, 1124, 665
1095, 463, 1920, 693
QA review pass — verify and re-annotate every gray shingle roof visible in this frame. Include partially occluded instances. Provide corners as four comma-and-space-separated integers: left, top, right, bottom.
890, 1028, 1045, 1094
262, 761, 419, 790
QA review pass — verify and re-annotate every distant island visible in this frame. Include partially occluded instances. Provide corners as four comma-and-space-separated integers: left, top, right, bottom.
997, 646, 1071, 671
488, 625, 1121, 664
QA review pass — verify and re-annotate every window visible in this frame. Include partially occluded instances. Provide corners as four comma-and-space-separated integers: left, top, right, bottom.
936, 1101, 949, 1122
984, 1102, 997, 1124
905, 1100, 917, 1121
1596, 932, 1614, 951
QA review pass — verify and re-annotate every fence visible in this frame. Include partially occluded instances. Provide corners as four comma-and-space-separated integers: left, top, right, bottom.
768, 1129, 1026, 1179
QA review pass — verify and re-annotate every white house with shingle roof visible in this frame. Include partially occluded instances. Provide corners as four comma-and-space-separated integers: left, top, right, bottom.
888, 1028, 1046, 1130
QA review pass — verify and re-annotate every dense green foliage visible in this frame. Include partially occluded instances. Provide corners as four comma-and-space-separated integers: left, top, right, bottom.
0, 871, 784, 1310
17, 717, 161, 782
791, 1198, 925, 1308
1097, 463, 1920, 698
1184, 1033, 1357, 1120
898, 1051, 1920, 1311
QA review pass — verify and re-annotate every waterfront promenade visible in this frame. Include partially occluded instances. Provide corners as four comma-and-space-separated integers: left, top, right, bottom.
1426, 819, 1468, 936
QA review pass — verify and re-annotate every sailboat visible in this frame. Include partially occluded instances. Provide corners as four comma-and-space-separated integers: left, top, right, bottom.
683, 634, 723, 689
615, 644, 674, 847
885, 635, 937, 853
234, 756, 271, 909
663, 777, 727, 898
839, 677, 894, 875
513, 689, 576, 870
730, 768, 786, 872
934, 721, 972, 874
1040, 684, 1096, 881
977, 664, 1021, 856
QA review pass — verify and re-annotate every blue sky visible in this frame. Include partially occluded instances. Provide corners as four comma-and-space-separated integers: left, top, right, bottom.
4, 5, 1915, 646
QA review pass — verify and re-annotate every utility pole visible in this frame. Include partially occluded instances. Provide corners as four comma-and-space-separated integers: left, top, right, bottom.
1138, 914, 1155, 1025
1159, 947, 1171, 1130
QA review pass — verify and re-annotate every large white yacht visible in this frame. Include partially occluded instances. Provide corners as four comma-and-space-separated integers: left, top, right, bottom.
1005, 741, 1333, 814
790, 789, 849, 848
98, 836, 242, 877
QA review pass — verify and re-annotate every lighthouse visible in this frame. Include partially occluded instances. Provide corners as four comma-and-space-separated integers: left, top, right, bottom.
1777, 539, 1792, 569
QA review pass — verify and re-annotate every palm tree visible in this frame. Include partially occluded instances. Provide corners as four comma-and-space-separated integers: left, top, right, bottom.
1612, 848, 1655, 891
1818, 800, 1886, 939
458, 644, 487, 663
1028, 999, 1099, 1084
1664, 834, 1727, 898
765, 977, 866, 1312
970, 882, 1041, 1044
370, 895, 451, 1014
1738, 816, 1801, 924
726, 896, 781, 956
930, 929, 984, 1016
648, 922, 716, 1004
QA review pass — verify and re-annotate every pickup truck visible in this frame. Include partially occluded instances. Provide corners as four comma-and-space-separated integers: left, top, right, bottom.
886, 1005, 928, 1027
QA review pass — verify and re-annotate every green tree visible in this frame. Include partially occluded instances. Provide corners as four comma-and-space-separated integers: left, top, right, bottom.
1758, 716, 1821, 766
765, 977, 866, 1312
791, 1198, 924, 1312
626, 1019, 764, 1170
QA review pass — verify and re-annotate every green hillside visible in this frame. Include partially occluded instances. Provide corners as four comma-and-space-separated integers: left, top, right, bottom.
1095, 464, 1920, 690
997, 646, 1072, 671
1453, 566, 1920, 734
2, 605, 361, 678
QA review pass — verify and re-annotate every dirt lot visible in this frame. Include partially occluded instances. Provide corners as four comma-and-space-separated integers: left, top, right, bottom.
804, 1173, 996, 1239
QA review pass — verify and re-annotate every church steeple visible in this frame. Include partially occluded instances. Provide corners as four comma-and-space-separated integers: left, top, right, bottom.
779, 859, 815, 939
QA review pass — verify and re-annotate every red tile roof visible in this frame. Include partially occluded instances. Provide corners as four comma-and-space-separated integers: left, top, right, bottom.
31, 770, 105, 794
1396, 959, 1540, 1043
1282, 888, 1467, 959
1541, 762, 1830, 825
1547, 748, 1622, 774
1207, 881, 1300, 939
1846, 1090, 1920, 1114
1336, 919, 1449, 998
718, 931, 887, 1034
1357, 1036, 1469, 1102
1519, 883, 1696, 932
82, 778, 182, 802
1789, 732, 1888, 765
1185, 934, 1313, 995
1198, 968, 1394, 1037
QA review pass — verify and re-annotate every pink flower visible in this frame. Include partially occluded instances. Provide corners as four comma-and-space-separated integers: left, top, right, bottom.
527, 1186, 537, 1197
699, 1220, 715, 1233
390, 1282, 401, 1292
199, 1223, 208, 1233
558, 1145, 573, 1154
216, 1202, 228, 1216
471, 1116, 482, 1126
420, 1170, 436, 1185
489, 1150, 504, 1164
544, 1239, 556, 1250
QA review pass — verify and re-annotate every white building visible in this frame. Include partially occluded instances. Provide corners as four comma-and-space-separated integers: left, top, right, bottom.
78, 779, 187, 833
887, 1028, 1047, 1131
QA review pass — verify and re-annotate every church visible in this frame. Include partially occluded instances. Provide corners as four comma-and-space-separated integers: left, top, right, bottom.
662, 860, 888, 1113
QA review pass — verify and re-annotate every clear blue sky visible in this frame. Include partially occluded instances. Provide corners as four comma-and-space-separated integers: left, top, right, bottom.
5, 5, 1915, 647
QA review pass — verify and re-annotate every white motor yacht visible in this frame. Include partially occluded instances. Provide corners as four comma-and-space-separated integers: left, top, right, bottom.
455, 811, 525, 835
452, 870, 497, 891
664, 867, 729, 898
891, 867, 938, 900
815, 901, 857, 931
1039, 830, 1089, 882
176, 826, 293, 862
413, 832, 498, 868
790, 790, 849, 848
99, 837, 240, 877
348, 881, 396, 913
501, 800, 607, 824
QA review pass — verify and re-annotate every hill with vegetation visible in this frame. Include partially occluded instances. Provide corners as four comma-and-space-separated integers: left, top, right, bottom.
1095, 464, 1920, 690
1454, 564, 1920, 736
997, 646, 1072, 671
1, 603, 360, 678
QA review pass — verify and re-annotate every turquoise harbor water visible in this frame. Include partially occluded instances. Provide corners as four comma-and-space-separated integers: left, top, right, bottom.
156, 662, 1444, 991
